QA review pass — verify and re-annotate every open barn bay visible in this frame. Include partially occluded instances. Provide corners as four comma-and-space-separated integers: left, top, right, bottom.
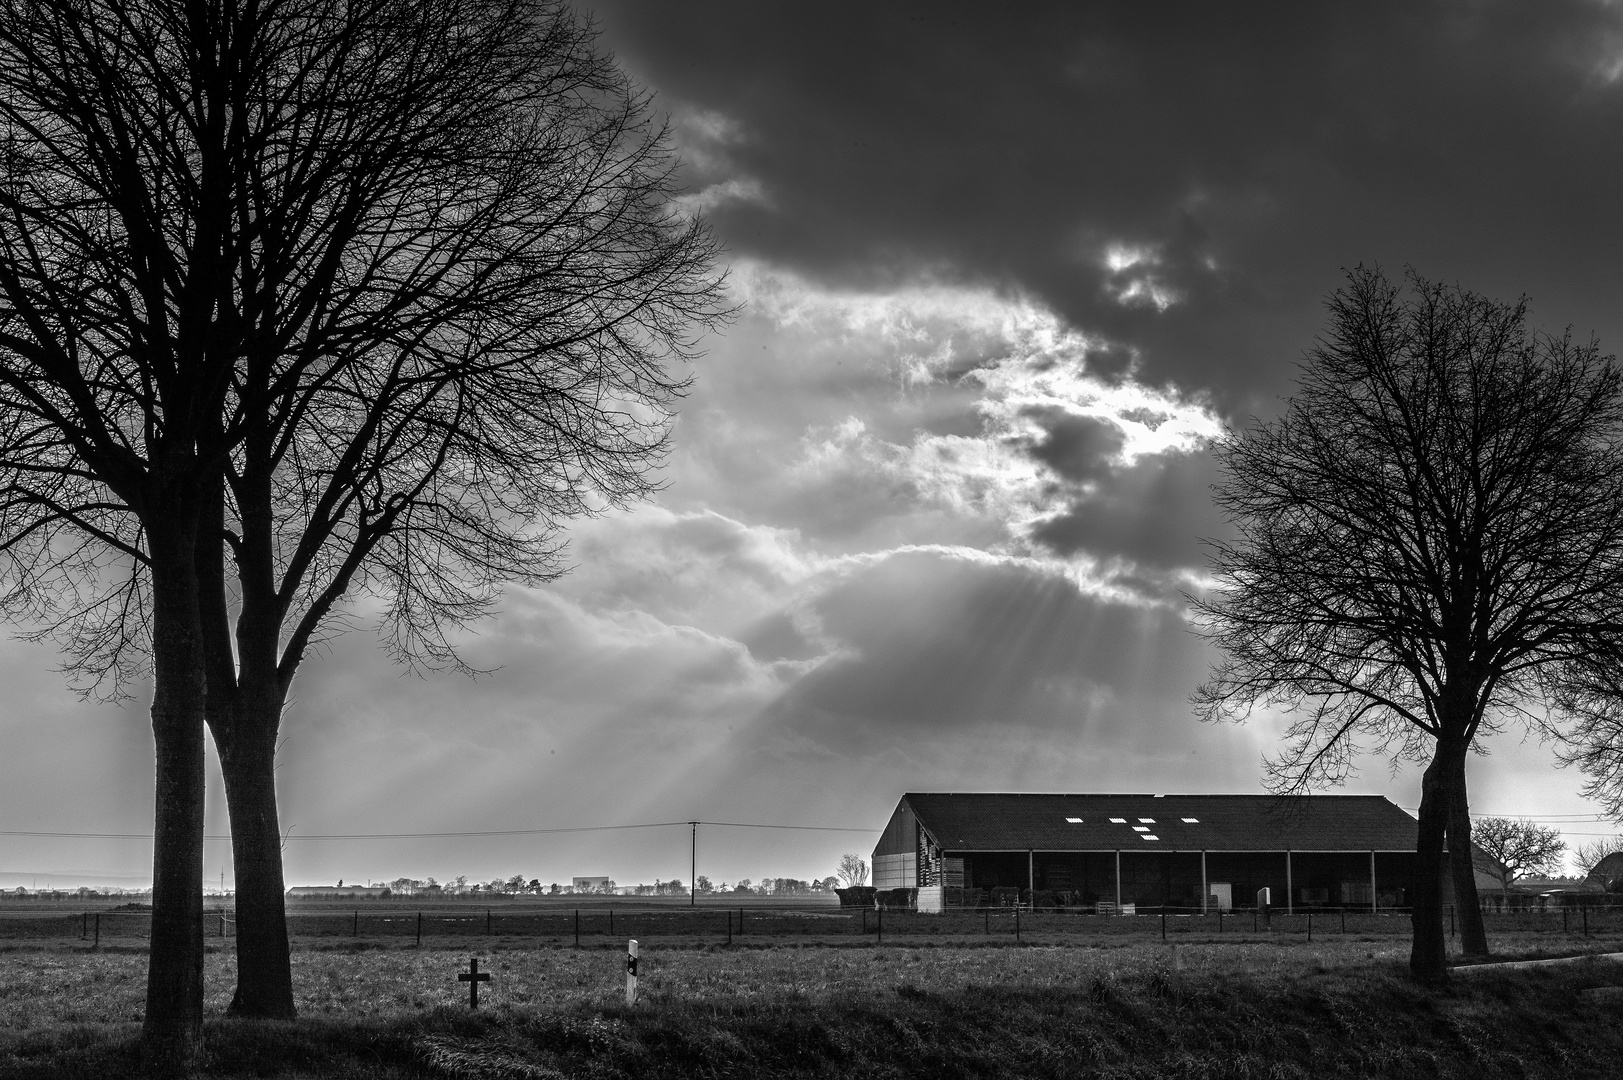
5, 937, 1623, 1079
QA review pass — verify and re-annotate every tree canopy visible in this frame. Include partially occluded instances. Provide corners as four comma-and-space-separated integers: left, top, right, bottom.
0, 0, 726, 1059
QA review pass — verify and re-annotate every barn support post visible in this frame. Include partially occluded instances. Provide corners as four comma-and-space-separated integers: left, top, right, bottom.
1027, 850, 1034, 903
1115, 850, 1122, 910
1201, 851, 1208, 915
1286, 851, 1293, 915
1369, 852, 1378, 914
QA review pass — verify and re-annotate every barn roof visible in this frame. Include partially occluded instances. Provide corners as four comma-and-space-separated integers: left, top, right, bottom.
899, 792, 1420, 852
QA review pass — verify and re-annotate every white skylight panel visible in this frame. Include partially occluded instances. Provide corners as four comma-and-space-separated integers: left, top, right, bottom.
1132, 826, 1150, 832
1182, 817, 1199, 823
1138, 818, 1156, 823
1142, 835, 1160, 841
1065, 817, 1083, 823
1110, 817, 1126, 823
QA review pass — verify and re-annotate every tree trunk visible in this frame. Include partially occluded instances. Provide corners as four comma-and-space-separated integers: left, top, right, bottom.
1444, 756, 1490, 957
214, 694, 295, 1018
142, 527, 209, 1071
1409, 739, 1459, 983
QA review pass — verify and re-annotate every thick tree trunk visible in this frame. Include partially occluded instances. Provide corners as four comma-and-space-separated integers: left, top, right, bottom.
1445, 756, 1490, 957
215, 693, 295, 1018
1409, 739, 1460, 983
142, 529, 209, 1071
203, 461, 298, 1017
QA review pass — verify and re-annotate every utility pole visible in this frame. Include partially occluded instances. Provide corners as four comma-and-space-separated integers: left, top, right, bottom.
690, 822, 698, 906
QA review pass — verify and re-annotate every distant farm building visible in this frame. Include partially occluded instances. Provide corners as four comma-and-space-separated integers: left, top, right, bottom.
286, 884, 391, 899
873, 793, 1461, 913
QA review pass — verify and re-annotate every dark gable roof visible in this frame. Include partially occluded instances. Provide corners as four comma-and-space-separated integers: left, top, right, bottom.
901, 793, 1419, 852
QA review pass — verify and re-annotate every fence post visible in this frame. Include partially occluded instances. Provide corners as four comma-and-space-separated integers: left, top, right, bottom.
93, 912, 100, 949
877, 904, 882, 945
1014, 906, 1020, 944
1161, 908, 1166, 941
487, 908, 492, 936
984, 907, 989, 935
609, 908, 613, 935
1341, 909, 1345, 934
1308, 912, 1312, 943
1217, 909, 1222, 933
1583, 903, 1589, 937
726, 910, 732, 946
1564, 906, 1569, 934
575, 909, 580, 947
353, 910, 359, 936
416, 912, 422, 947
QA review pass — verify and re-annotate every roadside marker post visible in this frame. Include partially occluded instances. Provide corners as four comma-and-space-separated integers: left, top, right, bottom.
625, 940, 639, 1006
458, 957, 491, 1009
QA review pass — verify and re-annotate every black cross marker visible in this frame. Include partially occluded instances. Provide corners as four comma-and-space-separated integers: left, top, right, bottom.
458, 956, 491, 1008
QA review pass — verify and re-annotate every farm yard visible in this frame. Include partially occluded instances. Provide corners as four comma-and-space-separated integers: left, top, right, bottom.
3, 895, 1623, 950
3, 905, 1623, 1078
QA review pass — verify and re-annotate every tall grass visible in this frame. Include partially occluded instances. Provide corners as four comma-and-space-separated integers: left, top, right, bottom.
3, 939, 1622, 1077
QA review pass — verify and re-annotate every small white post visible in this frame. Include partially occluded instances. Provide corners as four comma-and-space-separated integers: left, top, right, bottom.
625, 939, 639, 1005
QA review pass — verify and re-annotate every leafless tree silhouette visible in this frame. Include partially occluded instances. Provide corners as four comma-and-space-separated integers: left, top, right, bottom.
1194, 267, 1623, 984
1571, 836, 1623, 877
1470, 818, 1565, 900
0, 0, 726, 1062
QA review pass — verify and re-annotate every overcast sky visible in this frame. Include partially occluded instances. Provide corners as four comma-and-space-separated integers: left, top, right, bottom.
5, 2, 1623, 891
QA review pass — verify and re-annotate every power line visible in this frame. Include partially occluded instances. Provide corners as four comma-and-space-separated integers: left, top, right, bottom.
0, 818, 882, 842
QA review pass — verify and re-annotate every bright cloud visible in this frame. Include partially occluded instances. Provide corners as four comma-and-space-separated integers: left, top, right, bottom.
725, 262, 1222, 574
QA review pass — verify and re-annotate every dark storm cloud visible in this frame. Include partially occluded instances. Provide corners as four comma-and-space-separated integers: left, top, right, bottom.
1029, 449, 1231, 569
1023, 409, 1125, 483
591, 1, 1623, 410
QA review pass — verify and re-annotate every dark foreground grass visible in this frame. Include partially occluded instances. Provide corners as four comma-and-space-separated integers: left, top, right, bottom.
4, 941, 1623, 1078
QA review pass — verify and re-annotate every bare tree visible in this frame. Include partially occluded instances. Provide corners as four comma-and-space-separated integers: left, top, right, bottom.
0, 0, 724, 1056
1572, 837, 1623, 877
1470, 818, 1566, 899
837, 853, 869, 888
1194, 267, 1623, 983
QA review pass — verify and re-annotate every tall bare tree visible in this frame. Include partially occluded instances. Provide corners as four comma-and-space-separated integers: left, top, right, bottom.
1470, 818, 1566, 900
837, 853, 869, 888
1194, 267, 1623, 983
0, 0, 725, 1059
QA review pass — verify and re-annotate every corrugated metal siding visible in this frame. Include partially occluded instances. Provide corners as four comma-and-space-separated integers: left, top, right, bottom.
873, 852, 915, 888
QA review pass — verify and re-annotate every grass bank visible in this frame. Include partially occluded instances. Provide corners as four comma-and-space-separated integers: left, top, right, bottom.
3, 940, 1622, 1077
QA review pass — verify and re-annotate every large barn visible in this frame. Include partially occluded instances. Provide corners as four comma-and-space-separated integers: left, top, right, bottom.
873, 792, 1439, 913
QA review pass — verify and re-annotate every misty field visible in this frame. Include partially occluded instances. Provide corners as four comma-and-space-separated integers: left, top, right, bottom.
4, 934, 1623, 1078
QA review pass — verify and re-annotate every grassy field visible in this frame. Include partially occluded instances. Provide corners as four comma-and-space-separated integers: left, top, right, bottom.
3, 935, 1623, 1078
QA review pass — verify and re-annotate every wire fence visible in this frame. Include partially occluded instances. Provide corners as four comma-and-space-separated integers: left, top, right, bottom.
5, 902, 1622, 947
